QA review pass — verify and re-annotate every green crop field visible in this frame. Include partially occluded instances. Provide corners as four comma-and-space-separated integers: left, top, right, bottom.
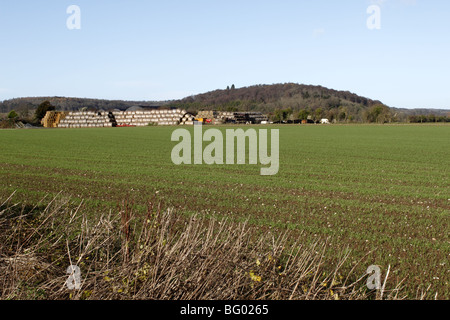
0, 124, 449, 298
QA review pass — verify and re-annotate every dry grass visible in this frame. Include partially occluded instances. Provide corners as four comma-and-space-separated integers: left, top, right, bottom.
0, 193, 418, 300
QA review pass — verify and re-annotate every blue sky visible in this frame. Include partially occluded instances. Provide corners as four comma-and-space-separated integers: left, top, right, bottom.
0, 0, 449, 109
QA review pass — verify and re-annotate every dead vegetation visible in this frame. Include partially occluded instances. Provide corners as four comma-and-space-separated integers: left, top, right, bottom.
0, 193, 420, 300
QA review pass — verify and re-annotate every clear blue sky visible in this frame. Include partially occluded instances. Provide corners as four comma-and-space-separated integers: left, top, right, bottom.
0, 0, 449, 109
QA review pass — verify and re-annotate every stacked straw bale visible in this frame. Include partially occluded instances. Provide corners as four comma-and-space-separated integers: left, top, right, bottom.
41, 112, 69, 128
58, 111, 114, 128
113, 109, 195, 126
45, 109, 196, 128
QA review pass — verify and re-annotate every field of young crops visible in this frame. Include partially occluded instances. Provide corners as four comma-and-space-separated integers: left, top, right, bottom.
0, 124, 448, 298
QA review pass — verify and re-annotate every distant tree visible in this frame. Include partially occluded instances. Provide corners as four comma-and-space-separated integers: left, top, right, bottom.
7, 110, 18, 119
327, 97, 340, 109
408, 116, 416, 123
272, 109, 282, 122
409, 114, 449, 123
365, 104, 391, 123
18, 105, 31, 119
35, 101, 55, 121
231, 84, 235, 90
314, 108, 324, 122
272, 108, 293, 122
296, 109, 310, 121
226, 106, 238, 112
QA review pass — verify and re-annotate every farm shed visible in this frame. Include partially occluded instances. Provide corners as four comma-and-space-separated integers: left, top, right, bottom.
196, 111, 269, 124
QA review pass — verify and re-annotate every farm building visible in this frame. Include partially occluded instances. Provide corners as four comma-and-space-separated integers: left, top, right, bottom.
195, 111, 269, 124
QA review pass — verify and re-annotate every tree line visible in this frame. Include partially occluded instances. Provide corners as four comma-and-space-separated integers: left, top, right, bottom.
0, 97, 166, 114
2, 83, 449, 125
408, 115, 450, 123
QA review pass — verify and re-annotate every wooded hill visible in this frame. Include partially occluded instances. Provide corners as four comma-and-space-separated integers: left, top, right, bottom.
168, 83, 385, 122
169, 83, 449, 123
0, 97, 167, 115
1, 83, 449, 123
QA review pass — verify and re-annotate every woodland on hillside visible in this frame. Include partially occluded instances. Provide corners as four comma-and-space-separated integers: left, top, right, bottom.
168, 83, 449, 123
1, 83, 448, 126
